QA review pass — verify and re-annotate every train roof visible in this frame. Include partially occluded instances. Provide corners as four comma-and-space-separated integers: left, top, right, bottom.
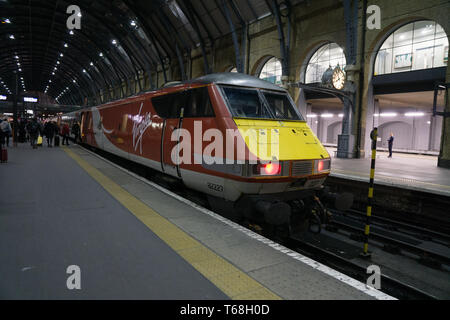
191, 73, 286, 92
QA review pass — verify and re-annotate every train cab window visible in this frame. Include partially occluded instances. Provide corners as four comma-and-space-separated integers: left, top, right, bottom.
152, 92, 187, 119
261, 92, 303, 121
185, 87, 215, 118
221, 87, 271, 119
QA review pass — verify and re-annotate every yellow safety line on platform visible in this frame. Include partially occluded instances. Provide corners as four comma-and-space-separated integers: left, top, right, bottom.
332, 168, 450, 191
62, 147, 281, 300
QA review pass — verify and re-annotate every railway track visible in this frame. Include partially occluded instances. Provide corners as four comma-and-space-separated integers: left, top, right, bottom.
341, 209, 450, 246
328, 209, 450, 268
287, 237, 438, 300
79, 143, 445, 300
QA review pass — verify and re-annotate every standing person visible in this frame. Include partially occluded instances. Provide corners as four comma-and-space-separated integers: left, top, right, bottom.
72, 122, 80, 144
0, 118, 12, 147
44, 121, 56, 147
388, 133, 394, 158
26, 118, 40, 149
61, 123, 70, 146
0, 119, 5, 147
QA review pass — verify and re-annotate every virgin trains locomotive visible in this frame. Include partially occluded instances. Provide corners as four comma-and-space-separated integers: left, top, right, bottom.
62, 73, 336, 235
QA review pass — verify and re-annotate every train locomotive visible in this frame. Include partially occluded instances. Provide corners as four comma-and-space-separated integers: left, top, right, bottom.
62, 73, 346, 236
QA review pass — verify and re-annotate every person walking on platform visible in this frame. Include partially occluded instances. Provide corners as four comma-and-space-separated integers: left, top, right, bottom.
388, 133, 394, 158
61, 123, 70, 146
44, 121, 56, 147
26, 118, 40, 149
0, 118, 12, 147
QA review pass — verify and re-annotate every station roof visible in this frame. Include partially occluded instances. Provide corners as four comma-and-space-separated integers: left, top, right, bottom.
0, 0, 302, 106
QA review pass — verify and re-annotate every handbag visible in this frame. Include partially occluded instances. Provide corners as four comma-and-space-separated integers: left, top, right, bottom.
37, 135, 43, 146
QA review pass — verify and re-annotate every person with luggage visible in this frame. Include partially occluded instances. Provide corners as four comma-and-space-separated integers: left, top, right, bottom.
0, 118, 12, 148
61, 123, 70, 146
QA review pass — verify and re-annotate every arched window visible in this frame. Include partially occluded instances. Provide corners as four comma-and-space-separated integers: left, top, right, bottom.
374, 20, 448, 75
305, 43, 346, 84
258, 57, 282, 85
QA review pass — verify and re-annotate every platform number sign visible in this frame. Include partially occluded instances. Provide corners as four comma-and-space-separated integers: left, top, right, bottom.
66, 265, 81, 290
66, 5, 82, 30
366, 265, 381, 290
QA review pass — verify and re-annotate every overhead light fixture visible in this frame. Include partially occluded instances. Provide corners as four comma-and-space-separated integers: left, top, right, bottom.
64, 43, 68, 48
69, 30, 74, 35
57, 61, 60, 64
2, 18, 11, 24
14, 55, 19, 59
82, 69, 86, 73
99, 52, 103, 57
90, 62, 94, 66
321, 113, 334, 118
18, 68, 22, 71
405, 112, 425, 117
339, 114, 344, 117
112, 39, 117, 45
307, 114, 318, 118
60, 53, 64, 57
9, 34, 15, 39
130, 20, 136, 27
380, 112, 397, 117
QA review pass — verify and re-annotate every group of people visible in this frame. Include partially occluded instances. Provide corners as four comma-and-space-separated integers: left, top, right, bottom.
26, 118, 74, 149
0, 116, 80, 150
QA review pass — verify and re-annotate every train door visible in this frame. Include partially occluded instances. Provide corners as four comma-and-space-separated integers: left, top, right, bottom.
84, 111, 96, 146
159, 91, 188, 178
80, 111, 86, 143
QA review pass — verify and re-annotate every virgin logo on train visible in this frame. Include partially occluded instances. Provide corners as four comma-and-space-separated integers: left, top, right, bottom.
132, 102, 153, 155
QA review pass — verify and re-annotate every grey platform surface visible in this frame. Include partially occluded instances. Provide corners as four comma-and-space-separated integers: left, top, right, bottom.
0, 144, 227, 299
0, 144, 384, 300
327, 148, 450, 196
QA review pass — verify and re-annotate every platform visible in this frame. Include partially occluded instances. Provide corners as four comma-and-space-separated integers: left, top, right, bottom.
327, 148, 450, 197
0, 144, 393, 300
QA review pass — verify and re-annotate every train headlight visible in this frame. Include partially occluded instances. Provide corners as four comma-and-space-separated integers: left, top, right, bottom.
253, 162, 281, 176
315, 159, 331, 173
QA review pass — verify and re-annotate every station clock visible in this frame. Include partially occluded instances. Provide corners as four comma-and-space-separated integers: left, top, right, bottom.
331, 66, 346, 90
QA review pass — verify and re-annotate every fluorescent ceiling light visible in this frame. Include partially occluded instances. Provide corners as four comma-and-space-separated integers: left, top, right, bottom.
405, 112, 424, 117
321, 113, 334, 118
307, 114, 317, 118
380, 112, 397, 117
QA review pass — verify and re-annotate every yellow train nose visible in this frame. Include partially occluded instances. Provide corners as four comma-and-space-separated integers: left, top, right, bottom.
234, 118, 330, 161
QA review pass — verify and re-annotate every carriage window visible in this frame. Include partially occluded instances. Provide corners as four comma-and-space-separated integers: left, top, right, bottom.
185, 87, 215, 117
221, 87, 271, 119
262, 92, 303, 120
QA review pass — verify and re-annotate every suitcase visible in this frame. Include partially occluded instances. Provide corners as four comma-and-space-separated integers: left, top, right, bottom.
0, 147, 7, 163
54, 135, 60, 147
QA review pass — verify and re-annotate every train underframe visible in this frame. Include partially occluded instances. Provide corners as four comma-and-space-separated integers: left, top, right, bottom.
208, 187, 353, 240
